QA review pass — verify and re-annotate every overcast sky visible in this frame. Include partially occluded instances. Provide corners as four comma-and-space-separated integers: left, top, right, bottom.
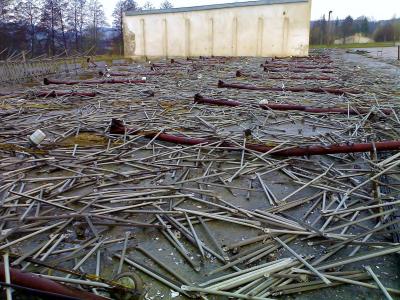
101, 0, 399, 25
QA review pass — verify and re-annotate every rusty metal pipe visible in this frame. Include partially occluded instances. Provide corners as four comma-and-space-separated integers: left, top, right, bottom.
0, 263, 107, 300
266, 64, 334, 69
35, 91, 97, 98
261, 104, 391, 115
218, 80, 360, 95
236, 70, 332, 81
263, 66, 334, 74
110, 119, 207, 146
188, 56, 229, 62
270, 56, 332, 63
264, 62, 335, 69
98, 71, 134, 77
245, 141, 400, 156
170, 59, 192, 65
110, 119, 400, 157
44, 78, 146, 85
195, 94, 391, 115
150, 64, 185, 71
110, 70, 167, 76
194, 94, 303, 110
194, 94, 242, 107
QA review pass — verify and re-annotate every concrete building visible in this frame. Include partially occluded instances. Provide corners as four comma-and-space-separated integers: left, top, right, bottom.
123, 0, 312, 59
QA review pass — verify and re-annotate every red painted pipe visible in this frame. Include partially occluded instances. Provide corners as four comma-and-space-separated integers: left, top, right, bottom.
99, 71, 165, 77
35, 91, 97, 98
44, 78, 146, 85
0, 263, 107, 300
260, 141, 400, 156
270, 57, 332, 63
199, 56, 230, 60
194, 94, 391, 115
264, 63, 334, 70
110, 119, 400, 156
236, 70, 332, 81
110, 119, 207, 146
188, 56, 229, 62
173, 58, 225, 65
260, 103, 306, 111
218, 80, 360, 95
263, 63, 334, 72
263, 66, 334, 74
273, 75, 332, 81
194, 93, 241, 107
194, 94, 304, 110
170, 59, 193, 65
262, 104, 392, 115
98, 71, 135, 77
150, 64, 185, 71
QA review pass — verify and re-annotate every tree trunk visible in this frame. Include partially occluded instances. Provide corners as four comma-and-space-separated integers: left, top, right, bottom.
30, 12, 35, 58
59, 8, 68, 54
74, 7, 78, 51
51, 1, 55, 56
120, 8, 123, 56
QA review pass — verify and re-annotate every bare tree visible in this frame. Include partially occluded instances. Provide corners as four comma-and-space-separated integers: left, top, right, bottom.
67, 0, 87, 51
320, 14, 327, 44
160, 0, 173, 9
40, 0, 60, 56
15, 0, 40, 56
341, 15, 354, 44
142, 1, 154, 10
0, 0, 12, 22
113, 0, 138, 55
88, 0, 107, 53
55, 0, 69, 53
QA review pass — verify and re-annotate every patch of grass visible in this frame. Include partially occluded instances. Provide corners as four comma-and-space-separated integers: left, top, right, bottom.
23, 103, 68, 110
0, 143, 48, 155
0, 104, 13, 109
311, 42, 396, 49
91, 54, 134, 66
60, 133, 110, 147
94, 54, 126, 60
0, 103, 67, 110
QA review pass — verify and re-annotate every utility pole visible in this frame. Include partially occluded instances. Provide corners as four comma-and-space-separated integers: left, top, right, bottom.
397, 45, 400, 60
328, 10, 333, 45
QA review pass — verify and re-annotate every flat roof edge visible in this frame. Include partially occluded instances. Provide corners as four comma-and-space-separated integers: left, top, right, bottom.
125, 0, 308, 16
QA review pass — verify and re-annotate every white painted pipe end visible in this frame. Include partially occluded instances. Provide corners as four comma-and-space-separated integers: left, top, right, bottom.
29, 129, 46, 146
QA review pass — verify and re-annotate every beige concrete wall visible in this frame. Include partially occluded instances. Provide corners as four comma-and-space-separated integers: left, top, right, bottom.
123, 1, 311, 59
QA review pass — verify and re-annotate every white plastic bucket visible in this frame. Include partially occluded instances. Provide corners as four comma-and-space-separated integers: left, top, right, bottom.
29, 130, 46, 146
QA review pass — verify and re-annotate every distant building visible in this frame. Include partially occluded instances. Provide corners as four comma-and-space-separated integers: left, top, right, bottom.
123, 0, 312, 59
334, 33, 374, 45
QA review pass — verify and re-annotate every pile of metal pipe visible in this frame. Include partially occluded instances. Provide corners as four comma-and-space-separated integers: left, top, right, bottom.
1, 50, 399, 300
236, 70, 332, 81
194, 94, 392, 115
44, 78, 146, 85
263, 66, 335, 74
218, 80, 361, 95
110, 118, 400, 156
34, 91, 97, 98
0, 263, 107, 300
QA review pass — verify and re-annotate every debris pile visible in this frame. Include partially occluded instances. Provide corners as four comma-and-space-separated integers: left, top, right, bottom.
0, 50, 399, 299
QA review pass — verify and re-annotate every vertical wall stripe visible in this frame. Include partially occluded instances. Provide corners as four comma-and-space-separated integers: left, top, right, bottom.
282, 16, 289, 55
185, 19, 191, 57
209, 18, 214, 57
257, 17, 264, 56
140, 19, 146, 57
232, 17, 238, 56
163, 19, 168, 58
